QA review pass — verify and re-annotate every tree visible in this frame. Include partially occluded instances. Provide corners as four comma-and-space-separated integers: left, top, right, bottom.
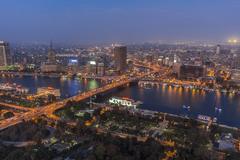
94, 144, 106, 160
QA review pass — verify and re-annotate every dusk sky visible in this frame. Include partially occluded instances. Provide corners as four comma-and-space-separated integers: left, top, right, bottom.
0, 0, 240, 44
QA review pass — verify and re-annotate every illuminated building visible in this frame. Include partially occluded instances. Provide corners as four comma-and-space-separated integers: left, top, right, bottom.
113, 46, 127, 73
56, 54, 80, 67
109, 97, 142, 109
173, 54, 182, 76
86, 60, 105, 76
41, 42, 62, 72
0, 41, 12, 66
27, 87, 60, 100
86, 60, 97, 75
163, 57, 170, 66
163, 56, 174, 67
97, 62, 105, 76
37, 87, 60, 97
157, 56, 164, 65
173, 54, 181, 64
40, 64, 62, 73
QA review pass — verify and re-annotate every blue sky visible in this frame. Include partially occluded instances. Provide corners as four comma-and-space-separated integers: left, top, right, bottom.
0, 0, 240, 44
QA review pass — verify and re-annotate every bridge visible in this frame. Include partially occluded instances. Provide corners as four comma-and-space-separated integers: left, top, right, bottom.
0, 65, 159, 131
79, 75, 120, 82
0, 102, 34, 112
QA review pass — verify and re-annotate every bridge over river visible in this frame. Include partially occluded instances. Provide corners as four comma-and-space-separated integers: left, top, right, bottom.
0, 64, 160, 131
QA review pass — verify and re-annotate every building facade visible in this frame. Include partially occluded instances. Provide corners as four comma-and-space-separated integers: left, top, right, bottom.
113, 46, 127, 73
0, 41, 12, 66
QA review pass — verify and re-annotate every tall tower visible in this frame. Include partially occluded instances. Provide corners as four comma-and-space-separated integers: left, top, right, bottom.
48, 41, 56, 64
113, 45, 127, 73
0, 41, 12, 66
216, 45, 221, 55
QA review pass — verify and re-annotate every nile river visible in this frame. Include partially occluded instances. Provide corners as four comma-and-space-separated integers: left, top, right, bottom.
0, 76, 240, 128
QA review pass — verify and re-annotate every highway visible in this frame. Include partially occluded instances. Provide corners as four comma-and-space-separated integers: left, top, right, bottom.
0, 63, 160, 131
0, 102, 34, 112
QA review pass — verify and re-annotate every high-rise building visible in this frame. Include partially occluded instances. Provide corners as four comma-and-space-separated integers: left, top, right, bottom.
113, 46, 127, 72
0, 41, 12, 66
97, 62, 105, 76
86, 60, 97, 75
163, 57, 170, 66
48, 42, 56, 64
216, 45, 221, 55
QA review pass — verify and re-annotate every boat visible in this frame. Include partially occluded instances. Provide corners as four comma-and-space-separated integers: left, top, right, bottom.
198, 115, 217, 123
215, 106, 222, 112
182, 105, 191, 110
143, 84, 152, 89
198, 115, 211, 122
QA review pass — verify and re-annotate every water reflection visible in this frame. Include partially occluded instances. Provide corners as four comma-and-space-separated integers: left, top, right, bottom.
0, 76, 240, 128
88, 80, 99, 90
111, 84, 240, 128
0, 76, 102, 99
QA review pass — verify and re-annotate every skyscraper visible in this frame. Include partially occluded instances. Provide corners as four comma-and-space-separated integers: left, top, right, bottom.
86, 60, 97, 75
216, 45, 221, 55
113, 45, 127, 73
0, 41, 11, 66
48, 42, 56, 64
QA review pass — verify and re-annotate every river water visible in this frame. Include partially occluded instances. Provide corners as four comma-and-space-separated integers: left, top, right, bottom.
0, 76, 239, 128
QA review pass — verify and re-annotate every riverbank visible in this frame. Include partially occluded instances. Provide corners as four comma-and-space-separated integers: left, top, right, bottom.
0, 71, 62, 78
139, 81, 240, 95
0, 75, 239, 128
131, 107, 240, 132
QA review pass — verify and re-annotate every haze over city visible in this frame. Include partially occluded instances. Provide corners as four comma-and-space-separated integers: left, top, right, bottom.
0, 1, 240, 160
0, 0, 240, 44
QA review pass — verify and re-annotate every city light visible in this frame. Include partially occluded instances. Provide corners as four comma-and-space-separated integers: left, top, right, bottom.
89, 61, 96, 65
228, 38, 238, 44
0, 1, 240, 159
70, 59, 78, 63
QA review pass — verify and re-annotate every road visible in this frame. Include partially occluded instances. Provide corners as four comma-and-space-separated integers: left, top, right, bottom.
0, 102, 34, 112
0, 63, 160, 131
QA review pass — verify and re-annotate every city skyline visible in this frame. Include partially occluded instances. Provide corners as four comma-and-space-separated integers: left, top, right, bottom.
0, 0, 240, 44
0, 1, 240, 159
